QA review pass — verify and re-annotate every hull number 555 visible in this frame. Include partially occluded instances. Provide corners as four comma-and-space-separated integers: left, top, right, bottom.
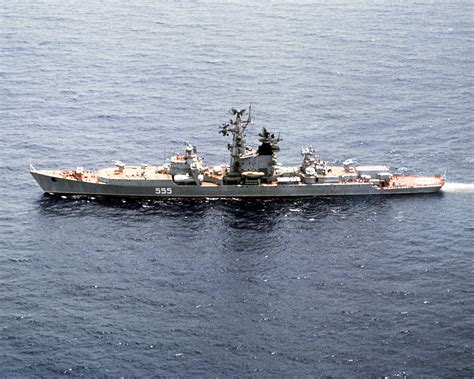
155, 187, 172, 195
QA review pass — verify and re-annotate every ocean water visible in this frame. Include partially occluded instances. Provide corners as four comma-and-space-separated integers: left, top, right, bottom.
1, 1, 473, 376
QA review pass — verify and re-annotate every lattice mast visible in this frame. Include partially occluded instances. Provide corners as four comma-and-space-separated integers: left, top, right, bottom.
219, 107, 252, 177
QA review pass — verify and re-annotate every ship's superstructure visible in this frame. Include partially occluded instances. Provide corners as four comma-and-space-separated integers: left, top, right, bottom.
30, 107, 445, 198
218, 108, 281, 183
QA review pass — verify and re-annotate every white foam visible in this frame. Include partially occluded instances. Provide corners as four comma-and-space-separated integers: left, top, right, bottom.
442, 182, 474, 193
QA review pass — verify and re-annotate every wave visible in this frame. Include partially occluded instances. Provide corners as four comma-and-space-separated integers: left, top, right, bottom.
442, 182, 474, 193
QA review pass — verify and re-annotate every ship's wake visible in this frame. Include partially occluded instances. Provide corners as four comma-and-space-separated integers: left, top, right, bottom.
442, 182, 474, 193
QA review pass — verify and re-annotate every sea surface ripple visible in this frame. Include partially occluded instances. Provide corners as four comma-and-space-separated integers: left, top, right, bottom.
0, 1, 473, 376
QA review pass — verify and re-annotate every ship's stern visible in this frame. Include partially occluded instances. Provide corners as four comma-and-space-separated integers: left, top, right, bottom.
30, 169, 61, 193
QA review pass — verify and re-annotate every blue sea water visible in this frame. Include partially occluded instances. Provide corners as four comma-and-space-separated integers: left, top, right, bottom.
1, 1, 473, 376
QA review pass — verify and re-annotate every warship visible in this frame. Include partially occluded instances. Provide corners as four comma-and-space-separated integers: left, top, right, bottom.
31, 107, 444, 198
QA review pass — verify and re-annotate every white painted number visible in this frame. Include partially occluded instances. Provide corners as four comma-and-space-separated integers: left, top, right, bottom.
155, 187, 172, 195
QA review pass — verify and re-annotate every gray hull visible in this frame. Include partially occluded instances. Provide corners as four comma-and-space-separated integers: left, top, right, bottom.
31, 170, 443, 198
